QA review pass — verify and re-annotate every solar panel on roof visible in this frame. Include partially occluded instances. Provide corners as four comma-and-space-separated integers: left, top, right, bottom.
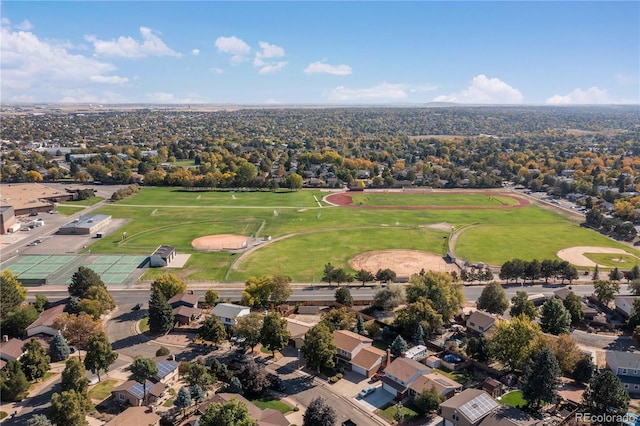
157, 361, 176, 378
459, 393, 499, 423
130, 382, 145, 399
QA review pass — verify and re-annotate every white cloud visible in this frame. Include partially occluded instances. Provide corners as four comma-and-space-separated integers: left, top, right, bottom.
327, 82, 409, 102
252, 41, 287, 74
304, 61, 352, 76
85, 26, 181, 58
215, 35, 250, 64
192, 48, 200, 56
58, 89, 130, 104
255, 41, 285, 59
210, 67, 224, 74
147, 92, 206, 104
546, 87, 611, 104
16, 20, 33, 31
433, 74, 523, 104
257, 61, 287, 74
90, 75, 129, 84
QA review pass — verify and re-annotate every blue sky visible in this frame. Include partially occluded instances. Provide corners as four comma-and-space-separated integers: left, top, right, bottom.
2, 1, 638, 105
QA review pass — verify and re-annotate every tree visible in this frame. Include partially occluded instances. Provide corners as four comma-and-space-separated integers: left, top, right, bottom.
231, 312, 264, 350
487, 315, 543, 371
547, 334, 582, 375
83, 285, 116, 316
260, 312, 291, 357
83, 331, 117, 382
375, 268, 397, 284
21, 338, 50, 382
394, 297, 444, 336
301, 323, 336, 373
413, 323, 425, 346
2, 304, 39, 337
627, 298, 640, 330
148, 289, 175, 333
373, 284, 405, 311
477, 282, 509, 315
571, 356, 595, 384
414, 385, 443, 415
405, 271, 464, 323
270, 275, 293, 305
562, 292, 584, 325
156, 346, 170, 357
241, 275, 292, 308
390, 335, 408, 357
191, 384, 205, 407
174, 386, 192, 415
205, 289, 219, 306
334, 287, 353, 306
322, 263, 337, 284
521, 347, 561, 409
151, 273, 186, 300
68, 266, 104, 298
321, 307, 356, 332
466, 336, 489, 362
237, 359, 271, 396
509, 291, 537, 320
186, 362, 212, 388
593, 280, 620, 306
200, 315, 227, 344
228, 376, 243, 394
592, 264, 600, 281
34, 293, 48, 313
303, 396, 337, 426
582, 370, 630, 419
356, 315, 366, 336
540, 298, 571, 335
0, 270, 26, 319
356, 269, 375, 286
129, 357, 158, 405
26, 414, 54, 426
199, 398, 257, 426
48, 391, 88, 426
0, 361, 30, 402
53, 312, 102, 360
61, 358, 90, 410
284, 172, 303, 190
50, 333, 71, 362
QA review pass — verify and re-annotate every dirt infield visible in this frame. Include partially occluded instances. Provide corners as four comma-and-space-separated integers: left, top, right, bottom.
557, 246, 636, 267
324, 190, 529, 210
349, 249, 458, 276
192, 234, 249, 251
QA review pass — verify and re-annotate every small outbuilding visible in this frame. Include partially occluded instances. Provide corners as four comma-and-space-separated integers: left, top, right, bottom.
149, 245, 176, 267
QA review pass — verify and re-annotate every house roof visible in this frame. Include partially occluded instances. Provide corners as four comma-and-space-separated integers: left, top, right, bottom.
173, 305, 201, 319
384, 357, 430, 383
113, 380, 165, 399
26, 303, 65, 331
155, 360, 179, 379
482, 377, 502, 392
105, 407, 160, 425
351, 346, 386, 371
333, 329, 372, 353
553, 288, 571, 300
0, 338, 25, 361
286, 318, 312, 339
606, 350, 640, 371
440, 389, 499, 424
409, 372, 462, 396
466, 311, 496, 329
211, 303, 250, 319
152, 245, 176, 259
168, 292, 199, 307
479, 406, 540, 426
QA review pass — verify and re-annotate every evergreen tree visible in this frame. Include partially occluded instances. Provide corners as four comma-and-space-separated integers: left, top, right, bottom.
540, 298, 571, 335
148, 289, 174, 333
84, 331, 117, 382
476, 281, 509, 314
413, 324, 425, 346
573, 356, 595, 384
334, 287, 353, 306
50, 333, 71, 362
191, 384, 205, 407
259, 312, 291, 357
174, 386, 192, 415
303, 396, 337, 426
0, 270, 26, 320
356, 315, 366, 336
390, 335, 408, 357
521, 348, 561, 409
21, 339, 50, 382
0, 360, 30, 402
48, 390, 88, 426
229, 376, 243, 394
200, 315, 227, 344
582, 370, 630, 418
592, 264, 600, 281
68, 266, 104, 298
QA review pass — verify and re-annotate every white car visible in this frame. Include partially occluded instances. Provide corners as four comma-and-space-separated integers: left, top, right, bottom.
358, 386, 376, 398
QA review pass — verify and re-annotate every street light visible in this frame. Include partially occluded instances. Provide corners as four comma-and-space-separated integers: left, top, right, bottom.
297, 348, 301, 369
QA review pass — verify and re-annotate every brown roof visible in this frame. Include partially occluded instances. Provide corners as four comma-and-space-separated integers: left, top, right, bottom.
482, 377, 502, 392
409, 372, 462, 396
466, 310, 496, 330
440, 389, 499, 424
554, 288, 571, 300
384, 357, 430, 383
27, 304, 65, 331
286, 318, 312, 339
172, 306, 201, 318
105, 407, 160, 425
333, 329, 372, 353
168, 292, 200, 307
351, 346, 386, 370
0, 338, 25, 360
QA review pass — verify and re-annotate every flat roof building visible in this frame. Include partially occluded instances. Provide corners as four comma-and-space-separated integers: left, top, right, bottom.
58, 214, 111, 235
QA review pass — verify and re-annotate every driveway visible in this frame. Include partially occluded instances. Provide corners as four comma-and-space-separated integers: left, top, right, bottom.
355, 384, 395, 412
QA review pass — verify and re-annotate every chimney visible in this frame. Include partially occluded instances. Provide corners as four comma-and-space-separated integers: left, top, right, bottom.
2, 335, 8, 343
385, 348, 391, 368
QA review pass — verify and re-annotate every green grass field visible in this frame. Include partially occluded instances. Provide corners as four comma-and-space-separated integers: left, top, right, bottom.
583, 253, 640, 269
88, 379, 118, 400
83, 188, 640, 281
349, 192, 518, 207
500, 391, 527, 408
250, 397, 292, 413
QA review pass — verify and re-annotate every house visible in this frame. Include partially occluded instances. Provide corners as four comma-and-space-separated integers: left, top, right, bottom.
168, 293, 201, 325
381, 357, 431, 399
211, 303, 251, 327
408, 372, 462, 399
0, 337, 25, 362
286, 318, 312, 349
112, 380, 166, 406
193, 393, 288, 426
333, 330, 387, 377
615, 296, 638, 319
173, 306, 202, 326
466, 311, 496, 336
481, 377, 504, 398
168, 292, 199, 309
425, 355, 441, 368
553, 288, 571, 301
606, 350, 640, 396
439, 389, 499, 426
149, 245, 177, 267
105, 406, 160, 426
154, 358, 179, 384
478, 405, 541, 426
403, 345, 428, 361
26, 303, 66, 337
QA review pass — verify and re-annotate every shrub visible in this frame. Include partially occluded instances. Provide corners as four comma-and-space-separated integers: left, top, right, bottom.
156, 346, 170, 357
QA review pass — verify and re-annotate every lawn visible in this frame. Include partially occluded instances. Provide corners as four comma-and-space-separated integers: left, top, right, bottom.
55, 205, 86, 216
583, 252, 640, 270
139, 317, 149, 333
88, 379, 118, 400
431, 368, 474, 385
378, 403, 420, 423
500, 390, 527, 408
251, 397, 292, 414
349, 192, 518, 207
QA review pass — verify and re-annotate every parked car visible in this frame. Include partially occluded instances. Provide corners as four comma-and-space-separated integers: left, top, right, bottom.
370, 372, 384, 383
358, 386, 376, 398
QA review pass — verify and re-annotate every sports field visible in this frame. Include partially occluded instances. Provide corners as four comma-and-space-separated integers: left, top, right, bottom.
78, 187, 640, 282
